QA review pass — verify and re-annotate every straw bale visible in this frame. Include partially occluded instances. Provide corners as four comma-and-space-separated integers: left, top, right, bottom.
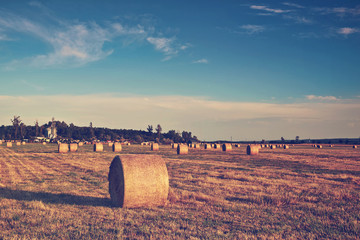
113, 142, 122, 152
284, 145, 289, 149
317, 145, 322, 149
69, 143, 78, 152
108, 142, 114, 147
222, 143, 232, 152
193, 144, 200, 149
172, 143, 178, 149
204, 143, 212, 149
58, 143, 69, 153
42, 142, 46, 145
108, 154, 169, 208
94, 143, 104, 152
16, 142, 21, 146
353, 145, 358, 149
151, 143, 159, 151
22, 142, 26, 145
177, 144, 188, 155
270, 145, 276, 149
247, 145, 259, 155
6, 142, 12, 148
78, 142, 84, 147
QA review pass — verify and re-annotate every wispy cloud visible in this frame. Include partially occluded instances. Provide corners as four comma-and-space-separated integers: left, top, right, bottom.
240, 24, 265, 34
306, 95, 338, 101
282, 2, 305, 9
283, 15, 312, 24
250, 5, 291, 14
146, 37, 187, 61
337, 27, 359, 36
0, 5, 188, 68
192, 59, 208, 64
21, 80, 45, 91
314, 6, 360, 16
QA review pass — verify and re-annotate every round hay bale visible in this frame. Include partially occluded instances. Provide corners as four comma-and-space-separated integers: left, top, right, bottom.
177, 144, 188, 155
353, 145, 358, 149
94, 143, 103, 152
193, 144, 200, 149
42, 142, 46, 145
69, 143, 78, 152
6, 142, 12, 148
108, 154, 169, 208
329, 145, 333, 148
16, 142, 21, 146
172, 143, 178, 149
204, 143, 212, 149
113, 142, 122, 152
214, 144, 220, 149
317, 145, 322, 149
246, 145, 259, 155
270, 145, 276, 149
0, 140, 2, 145
127, 142, 131, 146
22, 141, 26, 145
58, 143, 69, 153
108, 142, 114, 147
234, 144, 240, 148
151, 143, 159, 151
284, 145, 289, 149
222, 143, 232, 152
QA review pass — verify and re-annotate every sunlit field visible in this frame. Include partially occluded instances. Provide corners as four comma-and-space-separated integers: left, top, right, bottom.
0, 143, 359, 239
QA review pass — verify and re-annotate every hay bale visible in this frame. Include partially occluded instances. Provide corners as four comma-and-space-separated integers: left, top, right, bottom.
234, 144, 240, 148
172, 143, 178, 149
151, 143, 159, 151
58, 143, 69, 153
214, 144, 220, 149
0, 140, 2, 145
193, 144, 200, 149
204, 143, 212, 149
177, 144, 188, 155
222, 143, 232, 152
317, 145, 322, 149
127, 142, 131, 146
353, 145, 358, 149
22, 142, 26, 145
78, 142, 84, 147
108, 154, 169, 208
284, 145, 289, 149
113, 142, 122, 152
69, 143, 78, 152
247, 145, 259, 155
16, 142, 21, 146
108, 142, 114, 147
6, 142, 12, 148
94, 143, 103, 152
270, 145, 276, 149
329, 145, 333, 148
42, 142, 46, 145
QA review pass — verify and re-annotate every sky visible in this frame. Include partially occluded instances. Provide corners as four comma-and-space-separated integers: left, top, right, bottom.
0, 0, 360, 141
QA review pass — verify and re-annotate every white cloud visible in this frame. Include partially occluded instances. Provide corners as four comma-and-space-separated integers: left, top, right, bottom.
337, 27, 359, 36
306, 95, 338, 101
146, 37, 186, 61
192, 59, 208, 64
315, 7, 360, 16
284, 15, 312, 24
282, 3, 305, 9
250, 5, 291, 14
239, 24, 265, 34
1, 94, 360, 140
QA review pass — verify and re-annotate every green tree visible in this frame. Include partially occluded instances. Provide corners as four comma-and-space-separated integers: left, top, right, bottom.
155, 124, 162, 141
11, 116, 21, 140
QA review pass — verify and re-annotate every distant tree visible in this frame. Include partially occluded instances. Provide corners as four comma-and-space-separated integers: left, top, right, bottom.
35, 120, 39, 137
281, 137, 285, 143
155, 124, 162, 141
11, 116, 21, 140
295, 136, 300, 143
182, 131, 192, 143
134, 135, 143, 143
20, 123, 26, 139
89, 122, 95, 140
147, 125, 153, 134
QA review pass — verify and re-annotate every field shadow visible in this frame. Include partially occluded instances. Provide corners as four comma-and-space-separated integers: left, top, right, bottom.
245, 158, 360, 176
0, 187, 111, 207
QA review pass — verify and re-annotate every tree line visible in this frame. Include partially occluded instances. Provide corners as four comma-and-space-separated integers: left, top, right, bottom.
0, 116, 199, 144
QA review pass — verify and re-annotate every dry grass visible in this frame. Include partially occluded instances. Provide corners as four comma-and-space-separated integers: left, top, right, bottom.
0, 143, 359, 239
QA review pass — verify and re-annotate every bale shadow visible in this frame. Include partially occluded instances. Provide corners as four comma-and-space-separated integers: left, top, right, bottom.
0, 187, 111, 207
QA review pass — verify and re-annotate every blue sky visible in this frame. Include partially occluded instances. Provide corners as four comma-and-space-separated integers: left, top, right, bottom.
0, 1, 360, 141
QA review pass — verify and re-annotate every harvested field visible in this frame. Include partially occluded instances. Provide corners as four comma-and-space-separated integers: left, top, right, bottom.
0, 143, 359, 239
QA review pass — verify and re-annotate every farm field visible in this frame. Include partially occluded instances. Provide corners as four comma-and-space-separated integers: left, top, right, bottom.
0, 143, 359, 239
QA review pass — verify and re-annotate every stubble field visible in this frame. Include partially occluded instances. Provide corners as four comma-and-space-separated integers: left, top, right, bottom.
0, 143, 359, 239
